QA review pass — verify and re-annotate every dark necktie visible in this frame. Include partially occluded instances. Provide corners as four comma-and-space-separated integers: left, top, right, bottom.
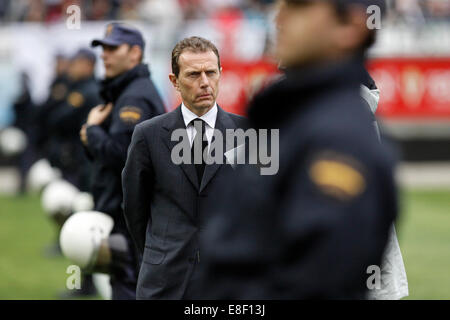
190, 118, 208, 185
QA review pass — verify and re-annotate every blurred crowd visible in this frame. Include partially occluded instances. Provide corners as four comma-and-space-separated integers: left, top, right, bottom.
8, 49, 100, 194
389, 0, 450, 23
0, 0, 449, 25
0, 0, 275, 23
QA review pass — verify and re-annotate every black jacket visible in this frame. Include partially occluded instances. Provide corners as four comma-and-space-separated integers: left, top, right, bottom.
122, 106, 248, 299
33, 74, 71, 152
85, 64, 165, 232
45, 75, 100, 190
47, 76, 100, 138
196, 55, 398, 299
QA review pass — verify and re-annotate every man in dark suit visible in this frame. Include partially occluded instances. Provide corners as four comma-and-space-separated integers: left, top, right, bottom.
122, 36, 247, 299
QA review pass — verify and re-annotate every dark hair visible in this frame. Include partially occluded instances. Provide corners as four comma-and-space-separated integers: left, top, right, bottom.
332, 2, 377, 51
171, 36, 221, 77
283, 0, 377, 51
126, 44, 144, 63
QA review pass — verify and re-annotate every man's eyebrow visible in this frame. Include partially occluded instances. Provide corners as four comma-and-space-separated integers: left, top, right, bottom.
183, 65, 219, 74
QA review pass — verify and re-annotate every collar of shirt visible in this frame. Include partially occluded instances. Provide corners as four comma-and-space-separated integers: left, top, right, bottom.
181, 102, 218, 147
181, 102, 217, 129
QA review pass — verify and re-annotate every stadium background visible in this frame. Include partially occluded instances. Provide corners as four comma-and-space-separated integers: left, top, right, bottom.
0, 0, 449, 299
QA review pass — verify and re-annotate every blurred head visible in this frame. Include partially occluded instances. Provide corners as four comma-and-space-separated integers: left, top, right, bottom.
169, 37, 222, 116
55, 55, 70, 76
91, 23, 145, 78
67, 49, 96, 81
275, 0, 375, 69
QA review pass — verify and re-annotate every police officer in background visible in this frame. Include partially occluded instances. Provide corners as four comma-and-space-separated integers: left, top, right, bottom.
33, 53, 71, 159
80, 23, 165, 299
34, 49, 101, 298
46, 48, 100, 191
12, 72, 36, 193
196, 0, 398, 299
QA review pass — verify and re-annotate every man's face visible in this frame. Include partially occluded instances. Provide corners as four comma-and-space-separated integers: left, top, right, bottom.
170, 50, 221, 115
275, 0, 342, 68
101, 44, 137, 78
67, 58, 93, 80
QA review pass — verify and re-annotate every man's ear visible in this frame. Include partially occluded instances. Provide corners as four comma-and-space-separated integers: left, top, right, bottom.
130, 45, 142, 63
169, 73, 180, 92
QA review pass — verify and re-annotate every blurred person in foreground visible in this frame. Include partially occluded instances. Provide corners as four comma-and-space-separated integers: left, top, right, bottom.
195, 0, 399, 299
80, 23, 165, 300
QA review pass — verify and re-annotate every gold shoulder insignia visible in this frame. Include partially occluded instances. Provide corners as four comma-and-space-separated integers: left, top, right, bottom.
309, 152, 366, 201
67, 92, 84, 108
119, 106, 142, 124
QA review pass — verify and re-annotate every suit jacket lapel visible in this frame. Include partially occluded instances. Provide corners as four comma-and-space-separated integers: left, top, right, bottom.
199, 106, 237, 192
162, 106, 200, 191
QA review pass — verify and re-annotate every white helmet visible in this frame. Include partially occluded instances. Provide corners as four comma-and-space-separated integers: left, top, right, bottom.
0, 127, 27, 157
41, 179, 79, 217
60, 211, 114, 270
72, 192, 95, 213
26, 159, 61, 193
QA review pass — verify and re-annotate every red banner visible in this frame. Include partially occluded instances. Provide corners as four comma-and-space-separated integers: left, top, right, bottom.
170, 58, 450, 120
367, 58, 450, 119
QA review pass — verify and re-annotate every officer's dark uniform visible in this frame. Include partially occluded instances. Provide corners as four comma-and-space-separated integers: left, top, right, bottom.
86, 24, 166, 299
86, 63, 165, 234
33, 66, 71, 158
196, 54, 398, 299
46, 52, 101, 190
13, 73, 34, 134
34, 50, 101, 297
12, 72, 37, 192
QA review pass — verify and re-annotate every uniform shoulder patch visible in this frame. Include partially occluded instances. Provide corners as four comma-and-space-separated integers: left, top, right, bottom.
67, 91, 84, 108
119, 106, 142, 124
309, 151, 366, 201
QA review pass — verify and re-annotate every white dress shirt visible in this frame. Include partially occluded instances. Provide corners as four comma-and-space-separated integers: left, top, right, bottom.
181, 102, 218, 150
